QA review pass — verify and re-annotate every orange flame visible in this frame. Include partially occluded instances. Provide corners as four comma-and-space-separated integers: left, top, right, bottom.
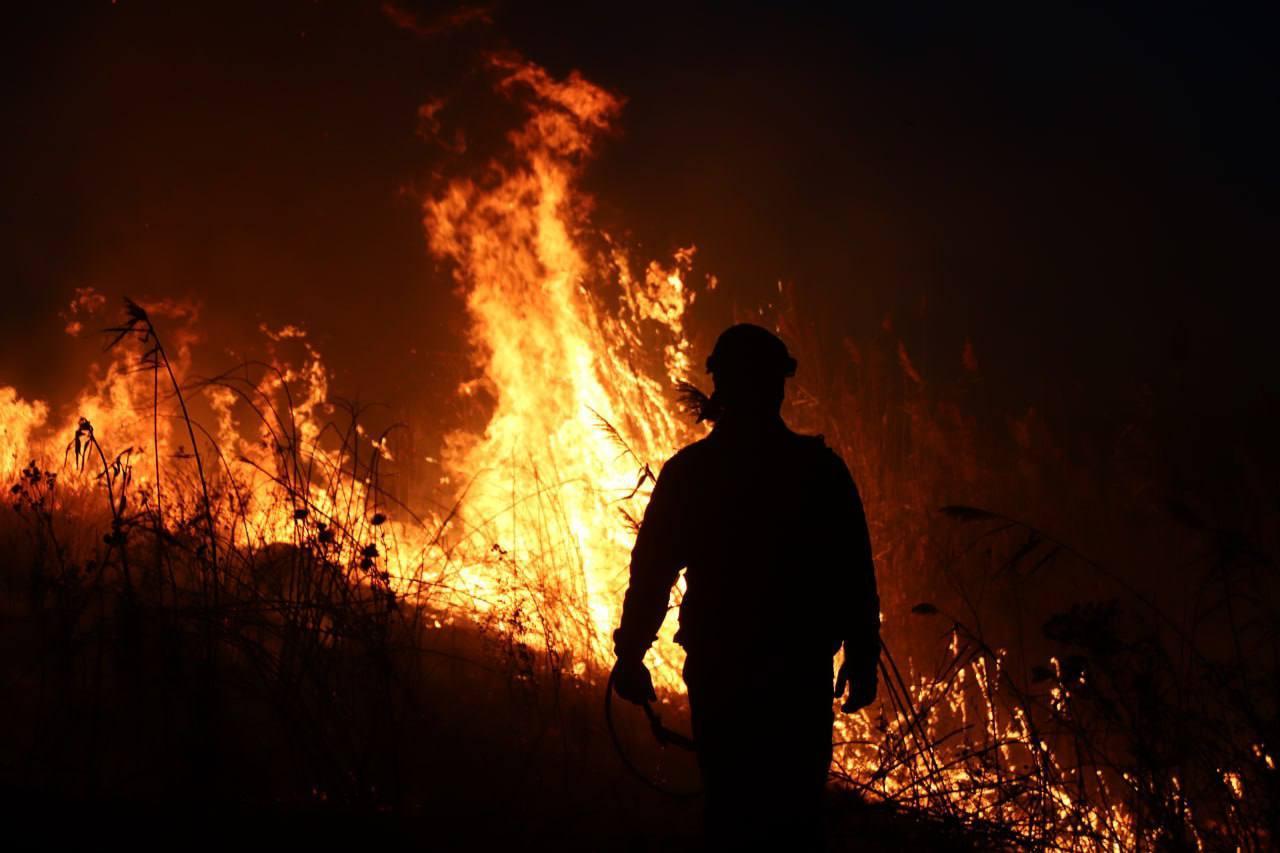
422, 54, 697, 676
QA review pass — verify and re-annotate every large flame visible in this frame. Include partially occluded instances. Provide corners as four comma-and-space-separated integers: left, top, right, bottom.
423, 54, 697, 674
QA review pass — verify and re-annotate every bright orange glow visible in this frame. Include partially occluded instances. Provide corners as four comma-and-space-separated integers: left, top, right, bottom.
4, 52, 1262, 852
421, 54, 696, 680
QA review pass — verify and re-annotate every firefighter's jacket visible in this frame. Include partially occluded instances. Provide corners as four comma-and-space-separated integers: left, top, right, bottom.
614, 415, 880, 682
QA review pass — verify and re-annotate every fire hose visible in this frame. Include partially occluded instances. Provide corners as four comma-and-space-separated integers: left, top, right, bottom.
604, 668, 702, 799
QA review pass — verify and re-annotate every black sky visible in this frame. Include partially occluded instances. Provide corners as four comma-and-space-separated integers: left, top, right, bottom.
1, 2, 1276, 437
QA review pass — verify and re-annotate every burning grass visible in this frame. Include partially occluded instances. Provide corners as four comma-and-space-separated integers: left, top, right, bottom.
0, 302, 970, 850
1, 298, 1274, 850
2, 52, 1276, 851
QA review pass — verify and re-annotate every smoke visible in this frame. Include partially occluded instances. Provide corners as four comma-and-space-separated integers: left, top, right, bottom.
381, 2, 493, 38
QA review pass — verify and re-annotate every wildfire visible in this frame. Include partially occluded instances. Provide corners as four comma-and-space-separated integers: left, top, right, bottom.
1, 51, 1266, 852
0, 53, 698, 682
422, 54, 697, 679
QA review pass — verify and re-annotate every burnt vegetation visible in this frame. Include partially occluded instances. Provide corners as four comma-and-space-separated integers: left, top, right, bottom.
0, 300, 1275, 851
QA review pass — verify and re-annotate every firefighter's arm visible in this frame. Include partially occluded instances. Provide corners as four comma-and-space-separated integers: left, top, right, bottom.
830, 451, 881, 711
613, 456, 687, 666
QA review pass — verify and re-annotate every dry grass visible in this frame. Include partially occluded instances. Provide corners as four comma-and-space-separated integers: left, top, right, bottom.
1, 298, 1274, 850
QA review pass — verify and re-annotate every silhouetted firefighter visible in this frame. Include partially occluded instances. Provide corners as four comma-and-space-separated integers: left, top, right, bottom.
612, 323, 880, 851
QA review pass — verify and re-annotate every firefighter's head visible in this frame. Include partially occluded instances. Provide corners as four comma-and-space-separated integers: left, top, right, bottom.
705, 324, 796, 419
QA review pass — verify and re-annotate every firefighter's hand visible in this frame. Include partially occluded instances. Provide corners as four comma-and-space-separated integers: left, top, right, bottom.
835, 660, 877, 713
612, 657, 657, 706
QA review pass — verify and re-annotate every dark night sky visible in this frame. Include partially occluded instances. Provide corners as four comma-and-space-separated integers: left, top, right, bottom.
1, 2, 1276, 441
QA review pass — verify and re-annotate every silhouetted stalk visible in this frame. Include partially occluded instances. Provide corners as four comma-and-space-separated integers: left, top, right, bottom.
108, 298, 219, 590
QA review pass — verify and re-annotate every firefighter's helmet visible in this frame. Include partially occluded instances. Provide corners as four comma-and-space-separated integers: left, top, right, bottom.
705, 324, 797, 379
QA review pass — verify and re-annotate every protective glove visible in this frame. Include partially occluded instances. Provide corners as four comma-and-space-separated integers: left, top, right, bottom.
611, 656, 657, 706
834, 659, 877, 713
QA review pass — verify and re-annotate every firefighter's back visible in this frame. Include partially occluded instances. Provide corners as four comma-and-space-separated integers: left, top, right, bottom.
670, 420, 850, 662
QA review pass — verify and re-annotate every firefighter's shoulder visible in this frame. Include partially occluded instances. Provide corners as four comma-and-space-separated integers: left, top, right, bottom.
657, 436, 714, 478
788, 428, 833, 455
789, 430, 852, 474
